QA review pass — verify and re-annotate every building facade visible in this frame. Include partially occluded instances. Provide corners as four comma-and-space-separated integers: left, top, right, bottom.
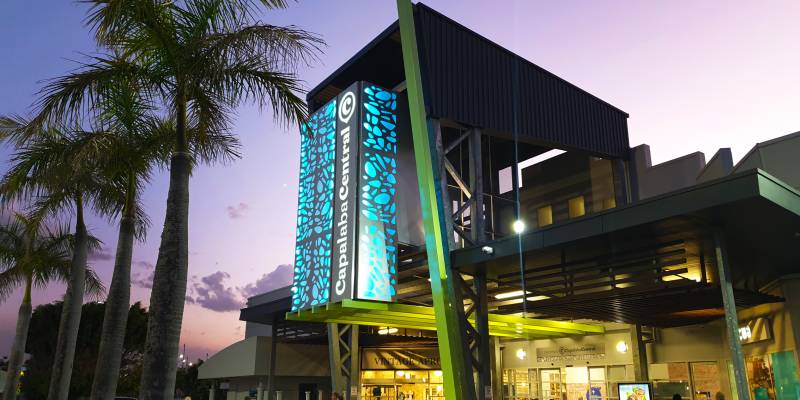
201, 2, 800, 400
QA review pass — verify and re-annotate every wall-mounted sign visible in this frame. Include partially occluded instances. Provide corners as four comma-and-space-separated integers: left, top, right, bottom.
739, 317, 771, 344
536, 344, 606, 362
361, 348, 441, 370
291, 82, 399, 311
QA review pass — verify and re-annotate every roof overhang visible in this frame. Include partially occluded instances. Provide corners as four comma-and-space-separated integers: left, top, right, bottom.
454, 168, 800, 280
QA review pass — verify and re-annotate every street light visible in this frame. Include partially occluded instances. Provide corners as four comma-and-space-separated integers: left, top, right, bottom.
512, 219, 526, 234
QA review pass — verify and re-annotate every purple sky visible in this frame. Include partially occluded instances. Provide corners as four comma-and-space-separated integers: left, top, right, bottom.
1, 1, 799, 359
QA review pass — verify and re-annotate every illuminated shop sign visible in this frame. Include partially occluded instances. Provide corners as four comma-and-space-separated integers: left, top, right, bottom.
291, 82, 399, 311
361, 348, 441, 370
739, 317, 771, 344
535, 344, 606, 362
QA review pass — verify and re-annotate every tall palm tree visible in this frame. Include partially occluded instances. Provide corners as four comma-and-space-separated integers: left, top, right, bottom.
27, 0, 322, 397
0, 213, 104, 400
0, 121, 121, 400
85, 76, 240, 400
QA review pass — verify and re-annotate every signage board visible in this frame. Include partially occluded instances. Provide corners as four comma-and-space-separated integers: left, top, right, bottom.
618, 383, 653, 400
361, 348, 441, 370
739, 317, 771, 344
291, 82, 399, 310
330, 83, 361, 303
535, 344, 605, 362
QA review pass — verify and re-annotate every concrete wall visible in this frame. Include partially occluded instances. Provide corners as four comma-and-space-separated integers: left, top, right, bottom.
696, 148, 733, 184
631, 145, 706, 199
732, 132, 800, 190
199, 337, 329, 380
633, 131, 800, 200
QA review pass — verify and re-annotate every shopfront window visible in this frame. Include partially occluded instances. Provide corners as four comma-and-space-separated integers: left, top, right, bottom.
746, 351, 800, 400
691, 362, 723, 400
361, 370, 444, 400
542, 369, 564, 400
503, 366, 630, 400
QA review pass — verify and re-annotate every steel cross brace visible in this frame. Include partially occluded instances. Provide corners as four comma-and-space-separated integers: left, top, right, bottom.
327, 323, 359, 399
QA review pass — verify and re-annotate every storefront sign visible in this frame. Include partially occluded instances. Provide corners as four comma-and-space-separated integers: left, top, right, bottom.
291, 82, 399, 310
361, 348, 441, 370
330, 83, 361, 303
739, 317, 771, 344
536, 344, 605, 362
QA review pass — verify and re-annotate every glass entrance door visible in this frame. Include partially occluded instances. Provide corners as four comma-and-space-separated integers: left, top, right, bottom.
542, 369, 564, 400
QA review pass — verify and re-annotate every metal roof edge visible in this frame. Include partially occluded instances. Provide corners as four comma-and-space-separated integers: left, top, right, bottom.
306, 21, 400, 104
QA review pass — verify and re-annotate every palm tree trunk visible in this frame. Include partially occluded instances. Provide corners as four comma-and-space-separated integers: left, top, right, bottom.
2, 277, 33, 400
140, 94, 190, 400
47, 194, 88, 400
90, 175, 137, 400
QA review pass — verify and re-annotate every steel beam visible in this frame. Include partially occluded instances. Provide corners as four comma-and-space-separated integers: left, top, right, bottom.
327, 323, 359, 400
714, 230, 750, 400
266, 316, 278, 400
397, 1, 476, 398
629, 323, 649, 381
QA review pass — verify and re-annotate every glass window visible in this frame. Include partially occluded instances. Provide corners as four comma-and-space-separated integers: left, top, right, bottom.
538, 206, 553, 227
589, 367, 607, 400
568, 196, 586, 218
607, 365, 630, 400
746, 352, 800, 400
691, 362, 722, 400
541, 369, 564, 400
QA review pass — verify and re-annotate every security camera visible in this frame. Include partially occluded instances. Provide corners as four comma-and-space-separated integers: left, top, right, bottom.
481, 246, 494, 255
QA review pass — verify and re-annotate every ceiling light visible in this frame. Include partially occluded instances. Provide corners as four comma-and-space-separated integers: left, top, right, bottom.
616, 341, 628, 354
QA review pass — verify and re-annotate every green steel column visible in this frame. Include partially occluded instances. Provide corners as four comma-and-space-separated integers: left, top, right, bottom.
396, 1, 476, 399
714, 230, 751, 400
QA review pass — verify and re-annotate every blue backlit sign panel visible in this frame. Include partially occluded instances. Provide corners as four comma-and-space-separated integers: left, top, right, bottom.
291, 100, 337, 311
291, 82, 398, 310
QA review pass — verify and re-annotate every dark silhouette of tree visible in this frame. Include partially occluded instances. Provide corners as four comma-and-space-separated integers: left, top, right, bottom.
20, 301, 148, 399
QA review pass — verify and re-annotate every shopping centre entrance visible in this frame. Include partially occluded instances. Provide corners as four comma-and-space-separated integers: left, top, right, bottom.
359, 347, 445, 400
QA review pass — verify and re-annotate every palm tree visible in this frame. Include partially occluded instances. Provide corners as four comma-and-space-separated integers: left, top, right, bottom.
0, 213, 104, 400
0, 121, 122, 400
86, 76, 240, 400
27, 0, 323, 397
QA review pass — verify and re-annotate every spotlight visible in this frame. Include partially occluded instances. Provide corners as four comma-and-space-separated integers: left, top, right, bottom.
512, 220, 526, 234
516, 348, 527, 360
481, 246, 494, 255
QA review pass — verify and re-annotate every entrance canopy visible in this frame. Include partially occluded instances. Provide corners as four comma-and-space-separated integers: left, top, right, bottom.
450, 168, 800, 327
285, 299, 604, 340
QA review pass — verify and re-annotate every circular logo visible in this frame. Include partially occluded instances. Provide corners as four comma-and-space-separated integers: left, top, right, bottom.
338, 91, 356, 123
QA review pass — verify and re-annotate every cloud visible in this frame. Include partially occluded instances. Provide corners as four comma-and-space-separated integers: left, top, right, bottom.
225, 202, 249, 219
238, 264, 293, 299
88, 248, 114, 262
132, 270, 154, 289
135, 260, 155, 269
184, 265, 294, 313
192, 271, 242, 312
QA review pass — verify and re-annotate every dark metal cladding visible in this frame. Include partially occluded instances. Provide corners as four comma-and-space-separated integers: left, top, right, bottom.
306, 3, 630, 159
413, 4, 630, 158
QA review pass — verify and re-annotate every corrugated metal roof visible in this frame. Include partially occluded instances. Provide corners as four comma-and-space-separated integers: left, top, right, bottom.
414, 4, 629, 158
306, 3, 630, 159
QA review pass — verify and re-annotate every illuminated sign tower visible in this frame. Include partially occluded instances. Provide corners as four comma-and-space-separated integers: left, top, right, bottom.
291, 82, 399, 310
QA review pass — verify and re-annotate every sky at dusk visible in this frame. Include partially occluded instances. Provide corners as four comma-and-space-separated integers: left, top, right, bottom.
1, 0, 799, 359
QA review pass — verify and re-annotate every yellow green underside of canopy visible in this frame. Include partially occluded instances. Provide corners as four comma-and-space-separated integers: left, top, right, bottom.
286, 299, 604, 340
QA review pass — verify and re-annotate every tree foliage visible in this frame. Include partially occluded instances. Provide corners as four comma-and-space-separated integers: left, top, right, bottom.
20, 301, 148, 399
